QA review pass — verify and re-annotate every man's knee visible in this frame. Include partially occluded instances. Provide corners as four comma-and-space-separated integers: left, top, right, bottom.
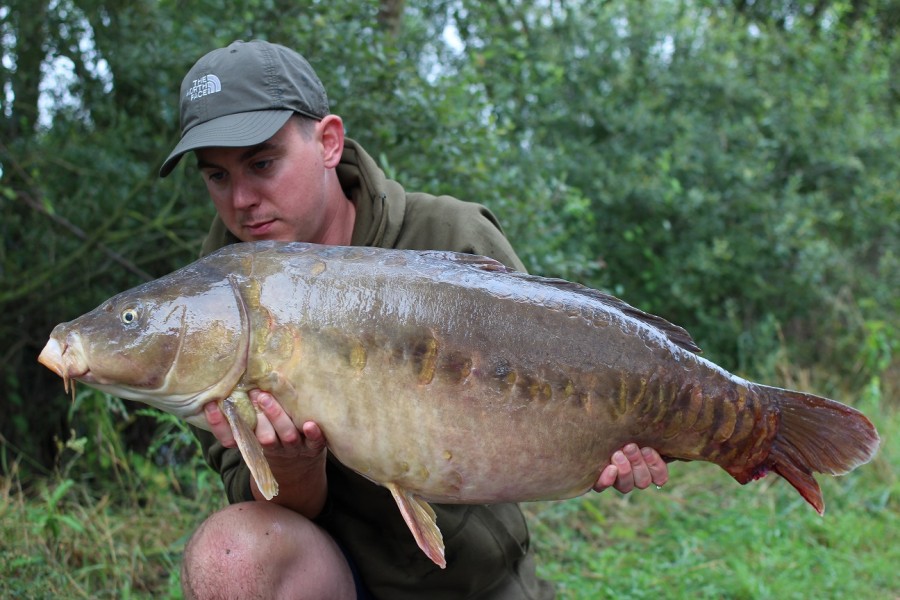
181, 501, 354, 600
182, 502, 280, 599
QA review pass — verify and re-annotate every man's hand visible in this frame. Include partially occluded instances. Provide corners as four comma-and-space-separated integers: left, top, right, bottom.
203, 390, 328, 516
593, 444, 669, 494
203, 390, 326, 460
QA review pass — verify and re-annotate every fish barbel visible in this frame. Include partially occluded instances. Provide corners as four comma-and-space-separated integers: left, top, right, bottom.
38, 241, 880, 567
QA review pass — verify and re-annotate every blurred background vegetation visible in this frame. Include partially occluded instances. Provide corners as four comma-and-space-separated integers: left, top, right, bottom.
1, 0, 897, 597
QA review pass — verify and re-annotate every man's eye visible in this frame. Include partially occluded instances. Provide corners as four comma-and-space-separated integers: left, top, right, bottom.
207, 171, 225, 183
252, 159, 273, 171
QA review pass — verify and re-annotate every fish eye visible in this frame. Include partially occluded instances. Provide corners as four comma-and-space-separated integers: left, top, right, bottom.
121, 308, 139, 325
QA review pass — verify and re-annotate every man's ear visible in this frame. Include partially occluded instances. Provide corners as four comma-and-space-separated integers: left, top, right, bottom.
318, 115, 345, 168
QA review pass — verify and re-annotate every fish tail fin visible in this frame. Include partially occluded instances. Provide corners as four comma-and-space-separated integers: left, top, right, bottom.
741, 385, 880, 515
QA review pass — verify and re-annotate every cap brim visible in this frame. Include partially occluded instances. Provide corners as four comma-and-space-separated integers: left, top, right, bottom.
159, 110, 294, 177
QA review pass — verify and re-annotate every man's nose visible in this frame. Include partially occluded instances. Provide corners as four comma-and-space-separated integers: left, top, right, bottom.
231, 180, 259, 209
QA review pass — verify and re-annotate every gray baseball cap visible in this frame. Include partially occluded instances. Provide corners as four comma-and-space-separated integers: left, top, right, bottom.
159, 40, 329, 177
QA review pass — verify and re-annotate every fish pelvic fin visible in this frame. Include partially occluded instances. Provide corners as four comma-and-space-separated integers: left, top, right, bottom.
385, 483, 446, 569
219, 392, 279, 500
730, 385, 880, 515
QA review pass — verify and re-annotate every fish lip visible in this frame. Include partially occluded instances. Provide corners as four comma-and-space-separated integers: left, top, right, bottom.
38, 337, 66, 377
39, 333, 92, 381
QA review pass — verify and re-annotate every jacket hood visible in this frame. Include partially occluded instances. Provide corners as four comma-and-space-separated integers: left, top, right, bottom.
340, 138, 407, 248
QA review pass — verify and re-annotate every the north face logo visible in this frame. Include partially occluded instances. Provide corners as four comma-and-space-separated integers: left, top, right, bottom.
186, 74, 222, 101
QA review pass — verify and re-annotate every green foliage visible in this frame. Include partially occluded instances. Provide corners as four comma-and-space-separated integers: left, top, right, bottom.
30, 478, 86, 541
0, 389, 223, 598
441, 1, 899, 375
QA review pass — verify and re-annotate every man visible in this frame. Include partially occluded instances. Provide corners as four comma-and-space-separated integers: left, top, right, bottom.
160, 40, 669, 599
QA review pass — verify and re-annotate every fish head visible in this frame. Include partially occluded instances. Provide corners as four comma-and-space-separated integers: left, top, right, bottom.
38, 265, 249, 428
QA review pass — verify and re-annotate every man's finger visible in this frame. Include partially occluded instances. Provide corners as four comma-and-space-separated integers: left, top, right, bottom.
252, 390, 300, 445
254, 411, 279, 447
611, 449, 634, 493
301, 421, 327, 451
623, 443, 652, 490
642, 447, 669, 487
592, 464, 619, 493
204, 402, 235, 448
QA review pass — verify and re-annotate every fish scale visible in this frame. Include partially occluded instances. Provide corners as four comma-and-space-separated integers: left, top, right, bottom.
38, 240, 881, 569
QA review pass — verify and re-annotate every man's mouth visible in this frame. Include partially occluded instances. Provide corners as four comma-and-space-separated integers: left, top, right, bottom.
244, 219, 275, 236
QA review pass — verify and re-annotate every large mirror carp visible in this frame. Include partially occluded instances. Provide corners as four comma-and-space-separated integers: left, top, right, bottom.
39, 241, 880, 567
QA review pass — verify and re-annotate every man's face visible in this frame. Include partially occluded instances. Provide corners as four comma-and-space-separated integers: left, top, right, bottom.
195, 120, 330, 243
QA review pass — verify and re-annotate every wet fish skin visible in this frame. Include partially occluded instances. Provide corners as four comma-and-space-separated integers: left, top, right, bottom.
38, 241, 881, 568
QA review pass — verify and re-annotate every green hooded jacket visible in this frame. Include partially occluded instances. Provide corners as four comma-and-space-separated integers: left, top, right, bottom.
196, 138, 553, 599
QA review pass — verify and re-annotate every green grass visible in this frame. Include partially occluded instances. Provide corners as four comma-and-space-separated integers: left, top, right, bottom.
0, 399, 226, 599
0, 474, 214, 599
1, 380, 897, 599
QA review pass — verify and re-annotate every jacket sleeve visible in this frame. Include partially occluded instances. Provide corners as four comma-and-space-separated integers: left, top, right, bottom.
192, 426, 255, 503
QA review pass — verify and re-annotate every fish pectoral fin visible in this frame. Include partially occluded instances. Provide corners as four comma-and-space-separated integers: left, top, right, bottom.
218, 392, 279, 500
385, 483, 446, 569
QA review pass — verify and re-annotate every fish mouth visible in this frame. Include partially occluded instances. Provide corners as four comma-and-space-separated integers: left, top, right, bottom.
38, 335, 91, 395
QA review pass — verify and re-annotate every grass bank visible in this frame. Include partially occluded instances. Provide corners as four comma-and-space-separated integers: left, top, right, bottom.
527, 435, 898, 599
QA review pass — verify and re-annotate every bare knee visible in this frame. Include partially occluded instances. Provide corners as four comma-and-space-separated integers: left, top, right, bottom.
182, 502, 355, 600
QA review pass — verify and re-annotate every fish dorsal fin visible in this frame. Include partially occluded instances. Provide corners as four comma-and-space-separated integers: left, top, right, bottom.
385, 483, 446, 569
418, 250, 512, 273
426, 251, 702, 355
543, 280, 702, 354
